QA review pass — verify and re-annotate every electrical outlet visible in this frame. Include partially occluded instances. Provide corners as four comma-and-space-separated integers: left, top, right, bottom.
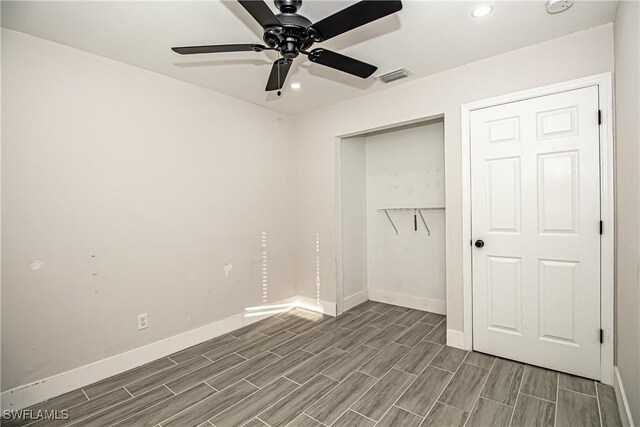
137, 313, 148, 330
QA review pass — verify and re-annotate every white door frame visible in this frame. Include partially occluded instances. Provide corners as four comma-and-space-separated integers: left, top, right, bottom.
460, 73, 614, 385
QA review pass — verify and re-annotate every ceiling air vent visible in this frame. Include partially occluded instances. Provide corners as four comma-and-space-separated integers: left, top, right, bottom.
378, 68, 410, 84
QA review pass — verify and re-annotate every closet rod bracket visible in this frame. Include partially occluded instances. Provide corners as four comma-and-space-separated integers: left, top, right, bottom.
377, 207, 444, 236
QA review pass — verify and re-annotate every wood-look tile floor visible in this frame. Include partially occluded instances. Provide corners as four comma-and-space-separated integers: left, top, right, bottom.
7, 301, 622, 427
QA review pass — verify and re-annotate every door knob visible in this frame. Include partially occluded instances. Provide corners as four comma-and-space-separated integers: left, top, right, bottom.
475, 240, 485, 248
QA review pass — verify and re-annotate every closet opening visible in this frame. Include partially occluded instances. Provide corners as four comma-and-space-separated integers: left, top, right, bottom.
336, 117, 446, 316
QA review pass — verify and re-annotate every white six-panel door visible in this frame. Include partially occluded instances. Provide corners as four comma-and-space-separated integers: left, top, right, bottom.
471, 86, 601, 379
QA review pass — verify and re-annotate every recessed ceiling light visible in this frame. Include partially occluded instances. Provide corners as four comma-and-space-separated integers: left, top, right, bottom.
546, 0, 573, 14
471, 5, 493, 18
290, 82, 302, 90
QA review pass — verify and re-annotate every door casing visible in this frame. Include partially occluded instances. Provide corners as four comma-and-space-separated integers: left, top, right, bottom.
460, 73, 614, 385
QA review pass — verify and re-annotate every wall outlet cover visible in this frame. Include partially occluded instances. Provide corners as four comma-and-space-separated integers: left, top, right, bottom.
137, 313, 148, 330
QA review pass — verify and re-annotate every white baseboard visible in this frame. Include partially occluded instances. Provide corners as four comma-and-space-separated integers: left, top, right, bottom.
368, 288, 446, 315
446, 329, 468, 350
0, 295, 334, 411
614, 367, 635, 427
294, 296, 337, 317
343, 290, 369, 312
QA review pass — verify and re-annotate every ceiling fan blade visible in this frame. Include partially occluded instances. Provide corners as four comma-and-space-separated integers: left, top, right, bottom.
266, 58, 292, 91
308, 0, 402, 42
172, 44, 267, 55
308, 48, 377, 78
238, 0, 282, 29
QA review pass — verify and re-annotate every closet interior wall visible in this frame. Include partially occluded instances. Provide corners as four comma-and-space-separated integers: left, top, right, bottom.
339, 119, 446, 314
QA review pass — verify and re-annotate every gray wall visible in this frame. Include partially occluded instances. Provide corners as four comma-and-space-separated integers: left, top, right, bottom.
1, 29, 298, 391
293, 24, 614, 335
614, 1, 640, 423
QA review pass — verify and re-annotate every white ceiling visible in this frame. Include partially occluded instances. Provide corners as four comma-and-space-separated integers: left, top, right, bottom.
2, 1, 617, 114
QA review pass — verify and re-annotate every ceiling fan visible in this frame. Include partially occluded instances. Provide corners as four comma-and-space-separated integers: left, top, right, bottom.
172, 0, 403, 93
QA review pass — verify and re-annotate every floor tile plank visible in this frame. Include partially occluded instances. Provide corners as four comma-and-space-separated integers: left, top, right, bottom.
210, 377, 298, 427
303, 327, 352, 354
168, 335, 238, 364
377, 406, 422, 427
597, 383, 623, 427
396, 341, 443, 375
395, 322, 436, 347
396, 366, 452, 416
556, 388, 600, 427
244, 418, 269, 427
346, 300, 380, 316
206, 352, 281, 391
126, 355, 211, 396
511, 393, 556, 427
163, 381, 258, 427
429, 346, 468, 373
166, 353, 246, 394
368, 310, 406, 329
364, 324, 407, 349
463, 352, 496, 370
236, 331, 296, 359
82, 385, 174, 426
288, 414, 324, 426
370, 303, 396, 314
246, 349, 313, 387
520, 365, 558, 402
342, 311, 382, 331
322, 345, 379, 381
304, 371, 377, 425
332, 410, 376, 427
83, 358, 175, 399
313, 313, 357, 333
394, 310, 428, 328
285, 347, 348, 385
423, 321, 446, 345
359, 342, 411, 378
423, 402, 468, 427
229, 317, 285, 338
261, 316, 314, 337
559, 373, 597, 396
114, 383, 216, 426
270, 329, 325, 356
351, 369, 414, 421
334, 325, 380, 352
480, 358, 524, 406
465, 397, 513, 427
38, 388, 131, 427
203, 333, 270, 362
421, 312, 446, 326
258, 375, 338, 427
12, 388, 89, 427
438, 363, 489, 412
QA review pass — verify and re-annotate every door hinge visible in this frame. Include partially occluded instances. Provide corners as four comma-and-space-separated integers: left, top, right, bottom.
598, 110, 602, 125
600, 221, 603, 235
600, 329, 604, 344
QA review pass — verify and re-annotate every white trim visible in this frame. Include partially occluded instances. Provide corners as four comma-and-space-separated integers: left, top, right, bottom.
446, 329, 466, 350
368, 288, 446, 314
0, 295, 334, 411
334, 115, 445, 318
294, 295, 337, 316
335, 136, 345, 316
614, 367, 636, 427
460, 73, 615, 383
343, 290, 370, 311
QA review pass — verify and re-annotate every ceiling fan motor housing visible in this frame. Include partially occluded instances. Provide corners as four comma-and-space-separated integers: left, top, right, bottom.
263, 8, 314, 59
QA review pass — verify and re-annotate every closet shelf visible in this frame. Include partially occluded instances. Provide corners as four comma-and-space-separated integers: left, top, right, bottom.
377, 207, 445, 236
